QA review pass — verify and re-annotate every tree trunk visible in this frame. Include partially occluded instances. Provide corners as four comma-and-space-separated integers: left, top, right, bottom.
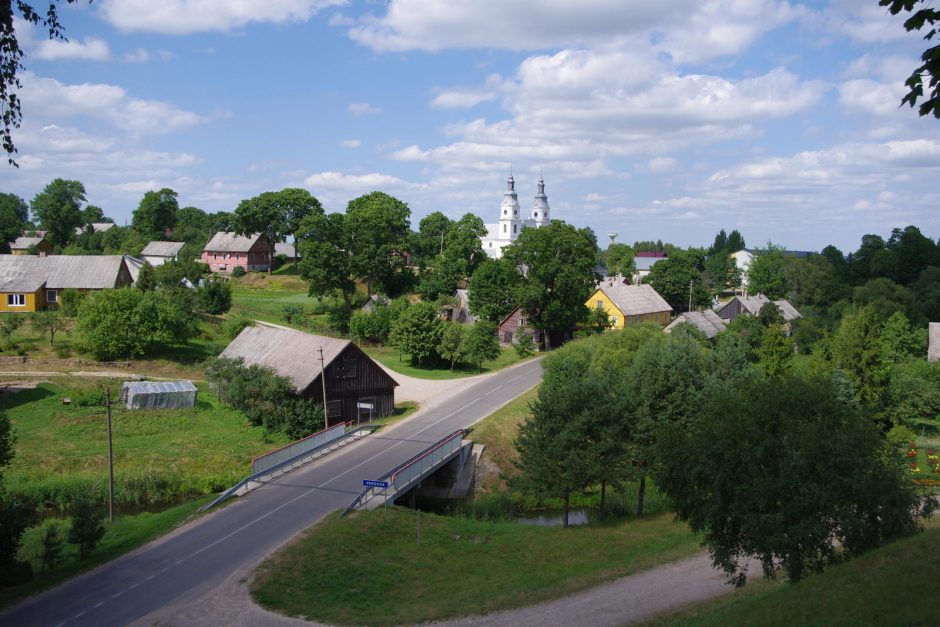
637, 475, 646, 517
599, 480, 606, 519
563, 490, 570, 528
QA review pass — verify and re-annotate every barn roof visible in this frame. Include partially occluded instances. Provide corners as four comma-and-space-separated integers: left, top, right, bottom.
141, 241, 185, 257
203, 232, 267, 253
0, 255, 130, 290
719, 295, 802, 321
274, 242, 296, 258
594, 282, 672, 317
11, 236, 47, 250
664, 310, 728, 339
219, 323, 397, 393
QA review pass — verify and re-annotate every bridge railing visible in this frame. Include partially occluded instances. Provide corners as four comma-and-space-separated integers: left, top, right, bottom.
341, 429, 466, 516
252, 422, 349, 475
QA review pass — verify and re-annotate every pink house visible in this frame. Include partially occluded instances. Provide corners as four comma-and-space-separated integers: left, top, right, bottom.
201, 232, 273, 274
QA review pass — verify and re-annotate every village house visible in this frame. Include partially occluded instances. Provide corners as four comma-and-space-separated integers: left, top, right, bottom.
201, 232, 273, 274
10, 235, 53, 255
74, 222, 116, 236
141, 241, 186, 266
361, 294, 390, 313
716, 294, 802, 334
664, 310, 728, 340
219, 323, 399, 426
730, 248, 814, 292
497, 306, 543, 346
585, 278, 673, 329
443, 289, 477, 324
0, 254, 135, 312
632, 251, 668, 284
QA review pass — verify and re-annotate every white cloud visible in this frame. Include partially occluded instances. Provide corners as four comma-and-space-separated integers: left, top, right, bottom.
338, 139, 361, 148
124, 48, 151, 63
348, 102, 381, 116
648, 157, 677, 173
19, 72, 208, 135
34, 36, 111, 61
304, 171, 419, 190
430, 88, 497, 109
348, 0, 801, 63
98, 0, 347, 35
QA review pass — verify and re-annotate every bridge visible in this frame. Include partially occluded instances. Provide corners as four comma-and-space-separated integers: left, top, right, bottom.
0, 358, 542, 627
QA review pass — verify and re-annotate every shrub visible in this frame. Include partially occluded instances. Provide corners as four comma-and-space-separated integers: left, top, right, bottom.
231, 266, 246, 278
67, 498, 106, 559
197, 279, 233, 315
281, 304, 305, 325
221, 316, 252, 341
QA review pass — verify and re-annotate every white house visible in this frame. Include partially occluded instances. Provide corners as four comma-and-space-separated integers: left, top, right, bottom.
481, 174, 551, 259
140, 241, 186, 266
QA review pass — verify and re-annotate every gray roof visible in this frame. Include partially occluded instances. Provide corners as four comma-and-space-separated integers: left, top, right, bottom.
203, 232, 267, 253
123, 255, 144, 283
11, 236, 47, 250
121, 380, 197, 394
274, 242, 297, 258
594, 281, 672, 317
664, 310, 728, 339
720, 295, 802, 321
219, 323, 396, 394
634, 256, 668, 272
0, 275, 46, 292
0, 254, 130, 290
75, 222, 116, 235
141, 241, 185, 258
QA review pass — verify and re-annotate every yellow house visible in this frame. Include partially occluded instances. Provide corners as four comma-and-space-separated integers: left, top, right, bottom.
586, 279, 672, 329
10, 236, 53, 255
0, 276, 46, 313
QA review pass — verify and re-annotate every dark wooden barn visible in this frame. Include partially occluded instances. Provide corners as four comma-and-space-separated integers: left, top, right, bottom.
219, 323, 398, 427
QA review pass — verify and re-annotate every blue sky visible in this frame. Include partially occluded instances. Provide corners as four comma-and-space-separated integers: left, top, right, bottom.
1, 0, 939, 252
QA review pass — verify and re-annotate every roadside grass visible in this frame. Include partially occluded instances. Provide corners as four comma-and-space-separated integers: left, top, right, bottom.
251, 507, 700, 626
0, 497, 209, 610
3, 381, 288, 514
468, 386, 537, 491
369, 401, 419, 430
364, 345, 530, 380
644, 521, 940, 626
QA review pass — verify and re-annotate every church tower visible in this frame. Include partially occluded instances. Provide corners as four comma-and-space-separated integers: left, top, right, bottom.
530, 175, 550, 227
498, 173, 524, 240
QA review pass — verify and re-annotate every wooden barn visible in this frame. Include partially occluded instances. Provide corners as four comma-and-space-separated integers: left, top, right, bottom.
219, 323, 398, 426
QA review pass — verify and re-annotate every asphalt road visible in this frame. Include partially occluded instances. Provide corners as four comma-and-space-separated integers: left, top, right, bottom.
0, 358, 542, 627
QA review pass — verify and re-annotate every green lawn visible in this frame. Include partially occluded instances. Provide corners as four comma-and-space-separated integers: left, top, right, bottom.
469, 386, 537, 491
3, 381, 289, 513
364, 345, 532, 380
647, 523, 940, 626
229, 273, 329, 328
251, 508, 700, 626
1, 498, 208, 610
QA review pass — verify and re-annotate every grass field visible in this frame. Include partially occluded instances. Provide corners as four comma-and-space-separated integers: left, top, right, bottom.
251, 507, 700, 626
469, 386, 537, 491
0, 497, 208, 610
364, 345, 531, 380
2, 380, 288, 513
647, 522, 940, 626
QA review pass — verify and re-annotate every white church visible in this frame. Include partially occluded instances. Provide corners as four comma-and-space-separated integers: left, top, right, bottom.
481, 173, 551, 259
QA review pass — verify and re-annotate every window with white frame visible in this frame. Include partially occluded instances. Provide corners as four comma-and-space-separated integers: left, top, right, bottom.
7, 294, 25, 307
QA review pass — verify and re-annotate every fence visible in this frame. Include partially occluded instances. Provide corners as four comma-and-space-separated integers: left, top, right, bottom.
342, 429, 466, 515
252, 422, 349, 475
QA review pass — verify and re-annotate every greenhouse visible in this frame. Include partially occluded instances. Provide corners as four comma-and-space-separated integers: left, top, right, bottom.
120, 380, 198, 410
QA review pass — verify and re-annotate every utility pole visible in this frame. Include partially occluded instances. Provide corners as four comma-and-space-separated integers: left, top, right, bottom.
104, 384, 114, 522
318, 347, 328, 430
688, 279, 694, 312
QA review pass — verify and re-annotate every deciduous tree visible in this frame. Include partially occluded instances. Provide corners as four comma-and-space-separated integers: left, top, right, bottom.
30, 178, 85, 246
880, 0, 940, 118
0, 192, 27, 251
132, 188, 179, 240
463, 320, 500, 371
746, 244, 788, 299
389, 301, 442, 366
345, 191, 411, 295
468, 258, 522, 323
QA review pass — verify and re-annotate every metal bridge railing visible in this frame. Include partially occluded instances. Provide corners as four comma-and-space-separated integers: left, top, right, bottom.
341, 429, 466, 516
252, 422, 349, 475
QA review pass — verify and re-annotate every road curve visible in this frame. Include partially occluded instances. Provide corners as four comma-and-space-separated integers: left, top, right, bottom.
0, 359, 543, 627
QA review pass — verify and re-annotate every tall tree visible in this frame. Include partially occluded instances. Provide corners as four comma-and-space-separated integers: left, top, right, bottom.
345, 192, 411, 295
880, 0, 940, 118
177, 206, 210, 232
389, 301, 442, 366
468, 258, 522, 323
279, 188, 322, 266
81, 204, 105, 225
1, 1, 83, 164
605, 243, 635, 277
297, 212, 357, 312
656, 374, 922, 585
132, 188, 179, 240
746, 244, 788, 298
644, 250, 709, 311
726, 229, 746, 252
413, 211, 453, 267
30, 178, 85, 246
503, 221, 599, 348
463, 320, 500, 371
0, 192, 27, 251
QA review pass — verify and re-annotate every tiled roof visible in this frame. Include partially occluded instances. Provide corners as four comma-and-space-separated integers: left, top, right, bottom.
203, 232, 268, 253
0, 254, 130, 290
594, 281, 672, 317
664, 310, 727, 339
141, 241, 185, 257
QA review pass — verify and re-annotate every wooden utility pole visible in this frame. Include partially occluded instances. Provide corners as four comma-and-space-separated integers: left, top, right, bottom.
318, 347, 328, 430
688, 279, 694, 312
105, 385, 114, 522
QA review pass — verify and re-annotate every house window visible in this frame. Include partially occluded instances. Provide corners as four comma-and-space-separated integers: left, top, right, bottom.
235, 253, 240, 260
503, 331, 513, 343
513, 224, 517, 233
7, 294, 25, 307
46, 289, 57, 304
519, 316, 526, 327
596, 300, 603, 310
326, 400, 343, 419
503, 224, 507, 233
611, 316, 618, 325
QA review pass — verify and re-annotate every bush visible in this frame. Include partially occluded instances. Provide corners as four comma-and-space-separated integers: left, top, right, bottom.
231, 266, 246, 278
67, 497, 106, 559
70, 388, 105, 407
54, 345, 71, 358
514, 332, 536, 358
58, 289, 87, 318
281, 304, 305, 325
197, 279, 233, 315
221, 316, 252, 341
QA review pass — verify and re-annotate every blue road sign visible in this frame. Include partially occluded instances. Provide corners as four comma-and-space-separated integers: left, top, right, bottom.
363, 479, 389, 489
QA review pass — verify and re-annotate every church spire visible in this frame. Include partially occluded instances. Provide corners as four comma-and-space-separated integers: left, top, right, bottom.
531, 172, 550, 227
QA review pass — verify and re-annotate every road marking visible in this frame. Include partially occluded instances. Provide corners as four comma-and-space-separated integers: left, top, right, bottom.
74, 611, 85, 618
145, 574, 155, 581
129, 582, 139, 589
93, 601, 105, 608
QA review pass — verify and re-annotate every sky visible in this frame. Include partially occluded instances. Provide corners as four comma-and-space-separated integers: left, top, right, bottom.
1, 0, 939, 253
